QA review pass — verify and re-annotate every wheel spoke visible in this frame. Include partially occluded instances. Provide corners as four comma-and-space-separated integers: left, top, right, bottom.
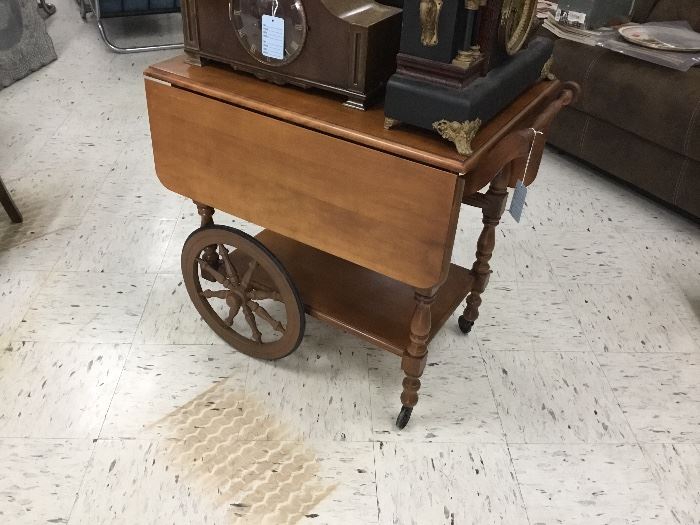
217, 244, 240, 284
196, 257, 229, 286
247, 288, 283, 302
224, 301, 242, 326
247, 301, 286, 333
200, 289, 228, 300
240, 261, 258, 290
242, 304, 262, 343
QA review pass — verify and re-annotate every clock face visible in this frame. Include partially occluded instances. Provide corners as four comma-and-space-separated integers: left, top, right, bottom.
230, 0, 307, 66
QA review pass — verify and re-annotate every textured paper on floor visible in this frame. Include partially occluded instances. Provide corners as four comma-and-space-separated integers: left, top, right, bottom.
149, 381, 335, 524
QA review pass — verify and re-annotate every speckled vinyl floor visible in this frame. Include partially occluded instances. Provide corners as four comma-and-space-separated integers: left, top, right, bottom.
1, 2, 699, 524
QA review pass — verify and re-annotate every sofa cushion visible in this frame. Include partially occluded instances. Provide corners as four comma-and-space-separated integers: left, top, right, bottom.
649, 0, 700, 31
549, 107, 700, 218
552, 40, 700, 164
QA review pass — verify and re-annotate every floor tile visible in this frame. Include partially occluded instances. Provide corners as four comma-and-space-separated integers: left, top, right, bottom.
0, 342, 128, 438
598, 353, 700, 443
4, 137, 120, 181
509, 149, 687, 232
0, 214, 80, 254
511, 444, 675, 525
666, 289, 700, 349
101, 344, 248, 438
369, 324, 504, 443
52, 101, 135, 142
55, 216, 175, 273
14, 272, 155, 343
301, 441, 378, 525
475, 282, 589, 352
0, 438, 93, 525
134, 273, 220, 345
0, 271, 48, 348
565, 280, 698, 354
375, 442, 529, 525
70, 437, 372, 525
484, 350, 634, 443
0, 168, 105, 224
453, 223, 556, 283
633, 229, 700, 288
640, 443, 700, 525
87, 173, 185, 220
634, 230, 700, 343
534, 228, 653, 284
69, 438, 223, 525
88, 136, 185, 220
0, 226, 76, 272
245, 322, 373, 442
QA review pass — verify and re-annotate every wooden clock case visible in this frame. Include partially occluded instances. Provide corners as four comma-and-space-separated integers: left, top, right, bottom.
180, 0, 402, 108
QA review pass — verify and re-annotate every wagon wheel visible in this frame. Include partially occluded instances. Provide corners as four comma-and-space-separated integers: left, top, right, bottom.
181, 225, 305, 360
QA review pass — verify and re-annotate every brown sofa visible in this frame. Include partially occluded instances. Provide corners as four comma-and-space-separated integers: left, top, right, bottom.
546, 0, 700, 218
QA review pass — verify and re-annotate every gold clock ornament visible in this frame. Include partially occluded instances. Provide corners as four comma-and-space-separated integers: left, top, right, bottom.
501, 0, 538, 55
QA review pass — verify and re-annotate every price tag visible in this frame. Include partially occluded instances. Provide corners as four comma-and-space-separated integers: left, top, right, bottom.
262, 15, 284, 60
509, 180, 527, 223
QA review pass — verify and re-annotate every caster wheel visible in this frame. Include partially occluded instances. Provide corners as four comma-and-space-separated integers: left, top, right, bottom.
458, 316, 474, 334
395, 406, 413, 429
182, 225, 305, 360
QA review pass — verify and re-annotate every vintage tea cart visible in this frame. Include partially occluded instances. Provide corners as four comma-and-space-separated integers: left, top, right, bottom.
145, 56, 578, 428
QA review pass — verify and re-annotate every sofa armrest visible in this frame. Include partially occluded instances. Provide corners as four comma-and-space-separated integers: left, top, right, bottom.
648, 0, 700, 31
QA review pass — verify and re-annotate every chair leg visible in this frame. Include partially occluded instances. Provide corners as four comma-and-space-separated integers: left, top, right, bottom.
0, 177, 22, 223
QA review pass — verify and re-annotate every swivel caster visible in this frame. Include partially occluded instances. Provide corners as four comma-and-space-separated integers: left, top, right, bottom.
458, 315, 474, 334
395, 406, 413, 429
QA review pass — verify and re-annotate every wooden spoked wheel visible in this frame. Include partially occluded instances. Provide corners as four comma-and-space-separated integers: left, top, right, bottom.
181, 225, 305, 360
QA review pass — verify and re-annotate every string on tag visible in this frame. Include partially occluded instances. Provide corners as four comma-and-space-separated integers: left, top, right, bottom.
272, 0, 279, 17
522, 128, 544, 183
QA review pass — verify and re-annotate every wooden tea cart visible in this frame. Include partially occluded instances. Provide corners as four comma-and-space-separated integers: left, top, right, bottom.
145, 56, 577, 428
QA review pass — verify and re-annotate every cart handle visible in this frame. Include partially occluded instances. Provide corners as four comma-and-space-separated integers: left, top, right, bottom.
463, 82, 580, 196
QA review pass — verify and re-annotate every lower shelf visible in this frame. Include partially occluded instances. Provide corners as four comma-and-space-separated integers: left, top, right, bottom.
256, 230, 473, 356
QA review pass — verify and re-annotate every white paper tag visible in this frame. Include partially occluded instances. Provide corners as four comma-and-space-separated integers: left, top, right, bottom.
262, 15, 284, 60
509, 180, 528, 223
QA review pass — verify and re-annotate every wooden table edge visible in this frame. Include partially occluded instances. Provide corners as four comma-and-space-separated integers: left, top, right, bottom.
144, 64, 563, 175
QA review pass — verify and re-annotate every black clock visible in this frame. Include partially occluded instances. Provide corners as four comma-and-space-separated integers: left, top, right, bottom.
384, 0, 554, 154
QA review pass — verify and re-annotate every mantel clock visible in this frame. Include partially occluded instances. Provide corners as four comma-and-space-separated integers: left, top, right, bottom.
180, 0, 402, 108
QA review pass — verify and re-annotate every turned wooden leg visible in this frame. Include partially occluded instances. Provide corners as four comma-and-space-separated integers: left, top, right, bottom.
194, 201, 220, 282
459, 170, 509, 334
397, 290, 436, 429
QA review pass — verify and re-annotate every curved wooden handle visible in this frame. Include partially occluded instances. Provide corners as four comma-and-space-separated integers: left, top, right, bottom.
532, 81, 580, 133
463, 82, 580, 196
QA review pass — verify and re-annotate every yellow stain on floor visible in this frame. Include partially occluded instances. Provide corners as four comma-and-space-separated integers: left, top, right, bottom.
149, 381, 335, 524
